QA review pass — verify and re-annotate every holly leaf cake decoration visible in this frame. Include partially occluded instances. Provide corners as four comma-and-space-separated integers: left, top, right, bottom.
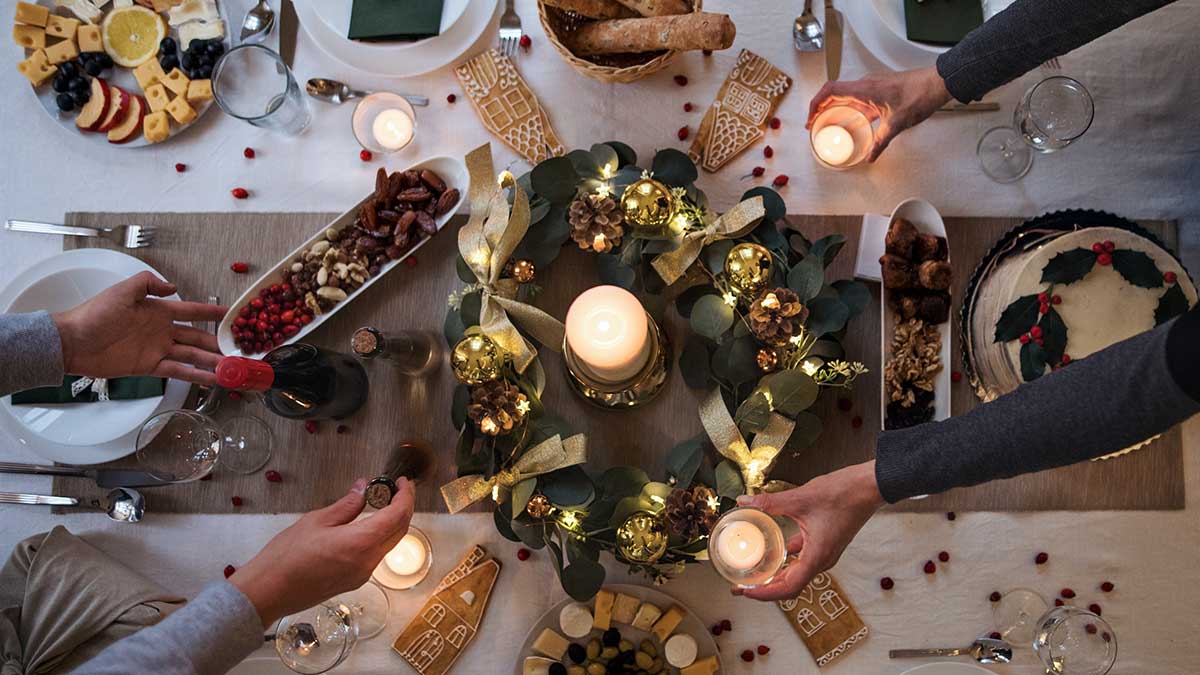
1037, 306, 1068, 367
1020, 339, 1048, 381
1040, 248, 1098, 285
994, 294, 1041, 342
1110, 249, 1165, 289
1155, 282, 1190, 325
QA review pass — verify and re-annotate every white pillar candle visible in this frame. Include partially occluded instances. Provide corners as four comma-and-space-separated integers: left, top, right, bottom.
715, 520, 766, 570
565, 285, 651, 383
813, 124, 855, 166
385, 533, 428, 576
372, 108, 414, 151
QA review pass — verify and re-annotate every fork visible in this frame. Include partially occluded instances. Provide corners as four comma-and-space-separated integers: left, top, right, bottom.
498, 0, 522, 57
5, 220, 156, 249
1041, 56, 1061, 71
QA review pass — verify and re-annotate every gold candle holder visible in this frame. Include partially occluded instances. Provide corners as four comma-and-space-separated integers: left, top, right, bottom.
562, 312, 669, 409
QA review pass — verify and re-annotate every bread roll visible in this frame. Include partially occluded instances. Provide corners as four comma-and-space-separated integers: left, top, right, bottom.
562, 12, 735, 55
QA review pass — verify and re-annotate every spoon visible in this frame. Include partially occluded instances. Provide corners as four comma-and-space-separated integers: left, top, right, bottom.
240, 0, 275, 43
889, 637, 1013, 664
0, 487, 145, 523
306, 78, 430, 107
793, 0, 824, 51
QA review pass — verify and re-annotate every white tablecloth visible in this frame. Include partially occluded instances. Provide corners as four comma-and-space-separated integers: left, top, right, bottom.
2, 1, 1199, 673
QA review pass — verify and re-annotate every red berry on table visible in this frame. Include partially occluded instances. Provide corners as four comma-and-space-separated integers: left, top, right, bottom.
938, 551, 950, 562
519, 34, 531, 49
446, 93, 457, 103
1164, 271, 1177, 284
947, 511, 956, 521
740, 650, 754, 663
1055, 598, 1065, 607
223, 564, 236, 578
683, 102, 693, 112
677, 126, 689, 141
1089, 603, 1102, 615
1030, 326, 1043, 339
769, 117, 781, 129
837, 397, 852, 411
405, 256, 418, 268
923, 560, 936, 574
1038, 292, 1049, 303
1035, 552, 1049, 564
751, 166, 765, 177
757, 645, 770, 655
880, 577, 894, 590
1102, 240, 1115, 253
1097, 253, 1112, 266
1085, 623, 1098, 635
1101, 632, 1112, 643
1019, 334, 1031, 345
951, 370, 963, 383
231, 187, 249, 199
989, 632, 1002, 640
230, 261, 249, 273
851, 415, 863, 429
1060, 588, 1076, 599
772, 174, 789, 187
720, 619, 732, 631
231, 496, 243, 507
711, 624, 723, 636
1092, 242, 1105, 253
674, 74, 688, 86
265, 470, 282, 483
763, 145, 774, 158
336, 424, 349, 434
304, 420, 318, 434
990, 591, 1002, 602
1101, 581, 1115, 592
359, 149, 373, 162
702, 49, 713, 56
516, 547, 531, 561
174, 163, 186, 172
243, 147, 255, 159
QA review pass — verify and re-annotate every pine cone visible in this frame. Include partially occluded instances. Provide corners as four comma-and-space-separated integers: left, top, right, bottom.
467, 380, 529, 436
569, 194, 624, 253
748, 288, 809, 346
665, 486, 720, 539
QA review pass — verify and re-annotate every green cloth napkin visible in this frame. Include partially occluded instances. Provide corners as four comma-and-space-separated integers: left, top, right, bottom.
904, 0, 983, 46
348, 0, 445, 42
11, 376, 165, 405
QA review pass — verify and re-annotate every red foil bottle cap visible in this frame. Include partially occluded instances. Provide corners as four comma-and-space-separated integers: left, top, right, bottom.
217, 357, 275, 391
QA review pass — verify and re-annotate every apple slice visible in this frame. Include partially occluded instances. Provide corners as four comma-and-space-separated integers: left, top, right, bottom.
96, 86, 132, 133
108, 95, 146, 144
75, 77, 110, 131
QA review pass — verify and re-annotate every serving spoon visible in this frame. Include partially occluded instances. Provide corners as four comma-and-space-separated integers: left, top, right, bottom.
240, 0, 275, 43
306, 78, 429, 107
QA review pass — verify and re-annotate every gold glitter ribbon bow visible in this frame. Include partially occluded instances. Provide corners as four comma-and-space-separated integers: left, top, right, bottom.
440, 433, 588, 514
460, 144, 566, 373
651, 196, 766, 285
699, 387, 793, 494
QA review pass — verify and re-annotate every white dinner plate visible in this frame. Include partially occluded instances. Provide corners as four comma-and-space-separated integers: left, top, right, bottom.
0, 249, 190, 464
515, 584, 721, 674
896, 664, 995, 675
294, 0, 500, 78
843, 0, 1013, 73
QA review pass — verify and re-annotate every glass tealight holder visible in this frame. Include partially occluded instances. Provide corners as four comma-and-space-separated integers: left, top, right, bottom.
809, 105, 875, 170
371, 527, 433, 590
352, 93, 417, 154
706, 507, 787, 588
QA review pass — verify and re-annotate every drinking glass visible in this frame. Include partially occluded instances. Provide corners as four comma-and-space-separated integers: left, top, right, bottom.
212, 44, 311, 135
1033, 606, 1116, 675
977, 76, 1094, 182
276, 600, 359, 674
135, 410, 272, 481
992, 588, 1050, 646
706, 507, 787, 588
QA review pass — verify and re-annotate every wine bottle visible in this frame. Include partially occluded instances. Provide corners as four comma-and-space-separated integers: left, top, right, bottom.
217, 344, 369, 420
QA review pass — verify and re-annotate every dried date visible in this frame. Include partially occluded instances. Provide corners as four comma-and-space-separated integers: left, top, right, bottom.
419, 169, 446, 193
398, 187, 432, 203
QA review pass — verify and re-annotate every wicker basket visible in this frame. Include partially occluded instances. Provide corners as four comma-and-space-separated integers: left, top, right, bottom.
538, 0, 702, 84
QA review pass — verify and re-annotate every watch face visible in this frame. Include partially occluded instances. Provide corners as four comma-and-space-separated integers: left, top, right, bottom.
365, 477, 397, 509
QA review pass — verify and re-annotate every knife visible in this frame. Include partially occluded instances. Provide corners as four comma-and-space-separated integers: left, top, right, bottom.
279, 0, 299, 67
936, 101, 1001, 113
0, 462, 176, 488
824, 0, 843, 81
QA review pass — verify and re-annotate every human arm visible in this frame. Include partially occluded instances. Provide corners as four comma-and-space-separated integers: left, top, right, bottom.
0, 312, 67, 396
71, 478, 416, 675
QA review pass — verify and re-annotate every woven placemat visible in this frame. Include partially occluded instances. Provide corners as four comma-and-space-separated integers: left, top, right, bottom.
53, 212, 1184, 513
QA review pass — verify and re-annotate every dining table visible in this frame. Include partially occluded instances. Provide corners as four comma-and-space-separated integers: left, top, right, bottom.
2, 1, 1200, 673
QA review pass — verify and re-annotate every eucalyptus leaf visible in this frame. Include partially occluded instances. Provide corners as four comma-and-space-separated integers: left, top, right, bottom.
784, 412, 823, 453
459, 290, 482, 326
619, 238, 645, 268
547, 539, 564, 576
511, 478, 538, 518
443, 307, 467, 346
610, 166, 642, 198
531, 157, 580, 206
566, 533, 601, 563
529, 414, 574, 445
598, 466, 650, 500
562, 558, 606, 601
541, 466, 595, 507
640, 292, 667, 327
690, 295, 735, 339
603, 141, 638, 168
703, 240, 736, 275
810, 234, 847, 267
787, 255, 825, 302
767, 369, 820, 416
513, 205, 571, 267
666, 438, 704, 488
515, 172, 533, 197
833, 280, 871, 318
529, 199, 552, 226
753, 219, 788, 254
597, 253, 637, 290
679, 336, 713, 389
715, 460, 744, 499
451, 385, 470, 431
735, 393, 772, 435
514, 521, 548, 549
611, 496, 652, 528
589, 143, 620, 174
713, 335, 761, 385
455, 255, 476, 283
455, 426, 487, 476
741, 186, 786, 222
651, 148, 698, 187
567, 148, 602, 179
809, 338, 845, 361
789, 231, 813, 257
494, 503, 520, 542
806, 297, 851, 337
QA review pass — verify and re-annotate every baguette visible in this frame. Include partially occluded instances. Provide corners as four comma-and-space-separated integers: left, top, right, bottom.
562, 12, 735, 55
543, 0, 637, 20
612, 0, 690, 17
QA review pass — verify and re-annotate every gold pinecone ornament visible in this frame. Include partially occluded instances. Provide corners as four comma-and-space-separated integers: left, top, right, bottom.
664, 486, 720, 539
749, 288, 809, 346
569, 194, 625, 253
467, 379, 529, 436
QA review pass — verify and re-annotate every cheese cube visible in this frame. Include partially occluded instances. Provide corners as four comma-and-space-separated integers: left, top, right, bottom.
133, 59, 165, 89
185, 78, 211, 103
43, 38, 79, 65
161, 67, 189, 96
13, 24, 45, 49
592, 589, 614, 631
531, 628, 569, 661
143, 111, 170, 143
631, 602, 662, 631
77, 24, 101, 51
15, 2, 50, 26
650, 605, 684, 642
45, 15, 80, 40
17, 50, 56, 86
680, 656, 719, 675
143, 83, 170, 112
165, 95, 196, 124
612, 593, 640, 625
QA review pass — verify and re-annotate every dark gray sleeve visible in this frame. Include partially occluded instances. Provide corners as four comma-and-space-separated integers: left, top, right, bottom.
936, 0, 1177, 102
0, 312, 65, 397
69, 582, 265, 675
874, 311, 1200, 503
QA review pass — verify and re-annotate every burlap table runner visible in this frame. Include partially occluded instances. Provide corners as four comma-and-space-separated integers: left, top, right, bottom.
54, 212, 1184, 513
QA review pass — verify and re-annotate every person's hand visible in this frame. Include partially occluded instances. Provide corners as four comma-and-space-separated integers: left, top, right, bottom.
808, 66, 953, 162
734, 461, 884, 602
51, 271, 227, 386
230, 477, 416, 626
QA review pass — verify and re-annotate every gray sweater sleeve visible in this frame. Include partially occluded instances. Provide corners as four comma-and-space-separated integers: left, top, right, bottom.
935, 0, 1177, 102
875, 310, 1200, 503
0, 312, 65, 397
69, 581, 265, 675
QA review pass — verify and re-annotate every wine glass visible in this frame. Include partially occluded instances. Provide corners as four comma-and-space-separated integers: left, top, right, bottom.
992, 588, 1050, 646
977, 76, 1094, 182
337, 581, 391, 640
1033, 606, 1116, 675
135, 410, 272, 481
276, 600, 359, 674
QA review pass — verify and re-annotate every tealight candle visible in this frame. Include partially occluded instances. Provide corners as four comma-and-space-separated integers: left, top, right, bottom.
385, 533, 427, 576
352, 93, 417, 154
565, 285, 652, 383
372, 109, 414, 151
715, 520, 766, 570
707, 507, 786, 588
813, 125, 855, 166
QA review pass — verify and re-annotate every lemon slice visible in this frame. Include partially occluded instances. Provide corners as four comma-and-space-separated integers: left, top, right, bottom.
102, 6, 166, 68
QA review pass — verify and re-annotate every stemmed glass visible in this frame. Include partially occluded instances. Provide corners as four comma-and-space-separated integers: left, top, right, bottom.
992, 587, 1050, 646
1033, 606, 1117, 675
135, 409, 272, 481
275, 583, 391, 674
977, 76, 1094, 182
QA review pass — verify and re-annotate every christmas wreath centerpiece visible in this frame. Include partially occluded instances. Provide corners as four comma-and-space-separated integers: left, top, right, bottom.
441, 143, 868, 600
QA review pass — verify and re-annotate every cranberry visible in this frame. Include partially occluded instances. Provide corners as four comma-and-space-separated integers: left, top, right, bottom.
702, 49, 713, 55
282, 324, 300, 337
938, 551, 950, 562
519, 34, 531, 49
231, 187, 249, 199
281, 310, 295, 323
951, 370, 963, 383
880, 577, 894, 590
1100, 581, 1115, 593
769, 117, 781, 129
837, 397, 853, 411
234, 317, 247, 327
1055, 598, 1065, 606
851, 416, 863, 429
230, 261, 249, 273
1052, 294, 1062, 304
674, 75, 688, 86
677, 126, 689, 141
990, 591, 1002, 602
272, 332, 283, 343
227, 391, 242, 401
243, 147, 255, 159
772, 174, 789, 187
763, 145, 774, 158
1019, 334, 1031, 345
260, 288, 272, 298
740, 650, 754, 663
923, 560, 936, 574
1092, 242, 1105, 253
1089, 603, 1102, 615
304, 420, 318, 434
1030, 326, 1043, 338
446, 93, 457, 103
231, 496, 243, 507
1164, 271, 1177, 284
223, 564, 236, 578
989, 632, 1002, 640
265, 470, 282, 483
721, 619, 732, 631
174, 163, 186, 172
257, 321, 269, 333
757, 645, 770, 655
1102, 240, 1115, 253
1060, 588, 1076, 599
1097, 253, 1112, 266
1035, 552, 1049, 564
239, 306, 251, 318
683, 102, 693, 112
947, 511, 957, 521
516, 548, 531, 561
360, 149, 373, 162
336, 424, 349, 434
711, 624, 723, 636
751, 166, 765, 177
405, 257, 418, 268
1085, 623, 1098, 634
1101, 632, 1111, 643
200, 474, 213, 481
300, 314, 313, 325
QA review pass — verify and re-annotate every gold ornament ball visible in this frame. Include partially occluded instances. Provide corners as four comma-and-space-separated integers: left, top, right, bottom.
451, 332, 506, 385
616, 511, 669, 564
724, 243, 774, 299
756, 347, 779, 373
509, 259, 536, 284
525, 493, 554, 519
621, 178, 675, 232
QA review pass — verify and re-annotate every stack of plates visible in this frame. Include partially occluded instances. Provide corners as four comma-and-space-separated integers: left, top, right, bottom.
841, 0, 1013, 72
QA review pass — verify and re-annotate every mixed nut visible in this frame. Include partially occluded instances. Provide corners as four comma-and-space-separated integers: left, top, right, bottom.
228, 167, 459, 355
